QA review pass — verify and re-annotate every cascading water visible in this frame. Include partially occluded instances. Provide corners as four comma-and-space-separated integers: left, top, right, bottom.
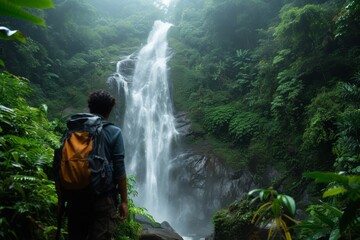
109, 20, 178, 224
108, 20, 254, 239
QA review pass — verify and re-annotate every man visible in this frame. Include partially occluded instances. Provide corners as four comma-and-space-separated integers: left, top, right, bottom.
55, 90, 128, 240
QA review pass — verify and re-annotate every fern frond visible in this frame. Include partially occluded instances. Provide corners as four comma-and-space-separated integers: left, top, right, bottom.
11, 174, 37, 182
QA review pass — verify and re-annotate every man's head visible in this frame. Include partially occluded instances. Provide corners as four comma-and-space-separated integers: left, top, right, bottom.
87, 90, 116, 119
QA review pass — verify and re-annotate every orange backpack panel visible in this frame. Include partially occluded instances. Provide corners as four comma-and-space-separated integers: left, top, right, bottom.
60, 131, 93, 190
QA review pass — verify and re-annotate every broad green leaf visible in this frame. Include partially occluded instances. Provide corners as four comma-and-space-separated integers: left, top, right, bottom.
0, 59, 4, 67
0, 1, 45, 26
279, 195, 296, 216
248, 188, 262, 196
329, 228, 340, 240
313, 231, 328, 239
296, 221, 323, 229
348, 175, 360, 186
303, 171, 348, 184
7, 0, 54, 9
260, 190, 266, 201
313, 209, 335, 228
323, 187, 347, 198
321, 203, 343, 217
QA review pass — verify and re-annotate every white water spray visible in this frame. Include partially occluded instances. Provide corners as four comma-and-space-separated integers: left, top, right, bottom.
110, 20, 177, 223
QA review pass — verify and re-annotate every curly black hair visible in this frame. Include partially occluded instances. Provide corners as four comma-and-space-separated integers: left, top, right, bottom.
87, 90, 116, 118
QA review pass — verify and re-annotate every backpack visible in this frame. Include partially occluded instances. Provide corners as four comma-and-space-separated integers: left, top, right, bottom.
53, 113, 114, 196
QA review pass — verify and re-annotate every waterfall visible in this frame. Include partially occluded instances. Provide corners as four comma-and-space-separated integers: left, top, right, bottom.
108, 20, 256, 239
109, 20, 177, 224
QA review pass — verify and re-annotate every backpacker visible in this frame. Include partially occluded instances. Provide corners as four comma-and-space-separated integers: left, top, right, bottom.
53, 113, 113, 196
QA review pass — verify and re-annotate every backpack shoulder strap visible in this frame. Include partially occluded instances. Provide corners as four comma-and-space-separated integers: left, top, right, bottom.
102, 120, 114, 128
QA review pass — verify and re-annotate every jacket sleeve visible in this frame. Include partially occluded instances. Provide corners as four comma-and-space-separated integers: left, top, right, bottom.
110, 127, 126, 181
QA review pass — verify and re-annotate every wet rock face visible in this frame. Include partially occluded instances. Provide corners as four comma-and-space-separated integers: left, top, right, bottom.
174, 112, 192, 136
169, 112, 279, 237
167, 151, 256, 236
174, 152, 255, 204
169, 112, 257, 236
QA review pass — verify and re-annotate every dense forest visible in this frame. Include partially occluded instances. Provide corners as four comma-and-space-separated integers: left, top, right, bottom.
0, 0, 359, 239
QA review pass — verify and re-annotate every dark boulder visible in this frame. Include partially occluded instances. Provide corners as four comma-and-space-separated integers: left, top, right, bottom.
137, 215, 183, 240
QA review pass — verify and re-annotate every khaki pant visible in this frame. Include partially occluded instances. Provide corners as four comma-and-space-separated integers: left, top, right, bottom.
67, 195, 117, 240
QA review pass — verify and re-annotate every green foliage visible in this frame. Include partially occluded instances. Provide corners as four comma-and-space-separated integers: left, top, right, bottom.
203, 0, 271, 50
188, 88, 231, 125
0, 71, 153, 239
0, 71, 30, 107
1, 0, 360, 238
169, 0, 360, 183
333, 109, 360, 173
0, 0, 54, 26
227, 49, 255, 96
204, 105, 236, 134
115, 176, 154, 240
298, 172, 360, 239
275, 4, 332, 54
245, 172, 360, 240
0, 0, 162, 117
15, 38, 44, 73
271, 69, 304, 126
296, 202, 343, 240
302, 87, 343, 150
335, 0, 360, 41
333, 73, 360, 174
0, 0, 50, 67
228, 111, 261, 144
176, 8, 206, 49
198, 137, 245, 171
272, 49, 291, 66
246, 139, 271, 182
0, 1, 160, 238
248, 188, 297, 240
213, 198, 256, 240
0, 71, 60, 239
341, 72, 360, 105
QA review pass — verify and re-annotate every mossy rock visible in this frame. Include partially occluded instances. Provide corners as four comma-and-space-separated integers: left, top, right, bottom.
213, 197, 259, 240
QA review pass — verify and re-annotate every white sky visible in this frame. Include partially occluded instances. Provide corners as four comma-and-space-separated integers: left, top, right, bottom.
162, 0, 171, 6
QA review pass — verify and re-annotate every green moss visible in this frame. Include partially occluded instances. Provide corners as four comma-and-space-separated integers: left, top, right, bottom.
213, 198, 257, 240
207, 136, 247, 169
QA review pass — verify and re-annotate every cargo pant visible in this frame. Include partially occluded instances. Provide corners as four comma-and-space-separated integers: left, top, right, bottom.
67, 195, 117, 240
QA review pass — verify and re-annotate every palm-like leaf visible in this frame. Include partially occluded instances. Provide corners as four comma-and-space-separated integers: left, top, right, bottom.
249, 188, 297, 240
0, 0, 54, 26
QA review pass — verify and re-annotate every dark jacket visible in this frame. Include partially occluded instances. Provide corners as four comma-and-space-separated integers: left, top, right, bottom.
102, 121, 126, 182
